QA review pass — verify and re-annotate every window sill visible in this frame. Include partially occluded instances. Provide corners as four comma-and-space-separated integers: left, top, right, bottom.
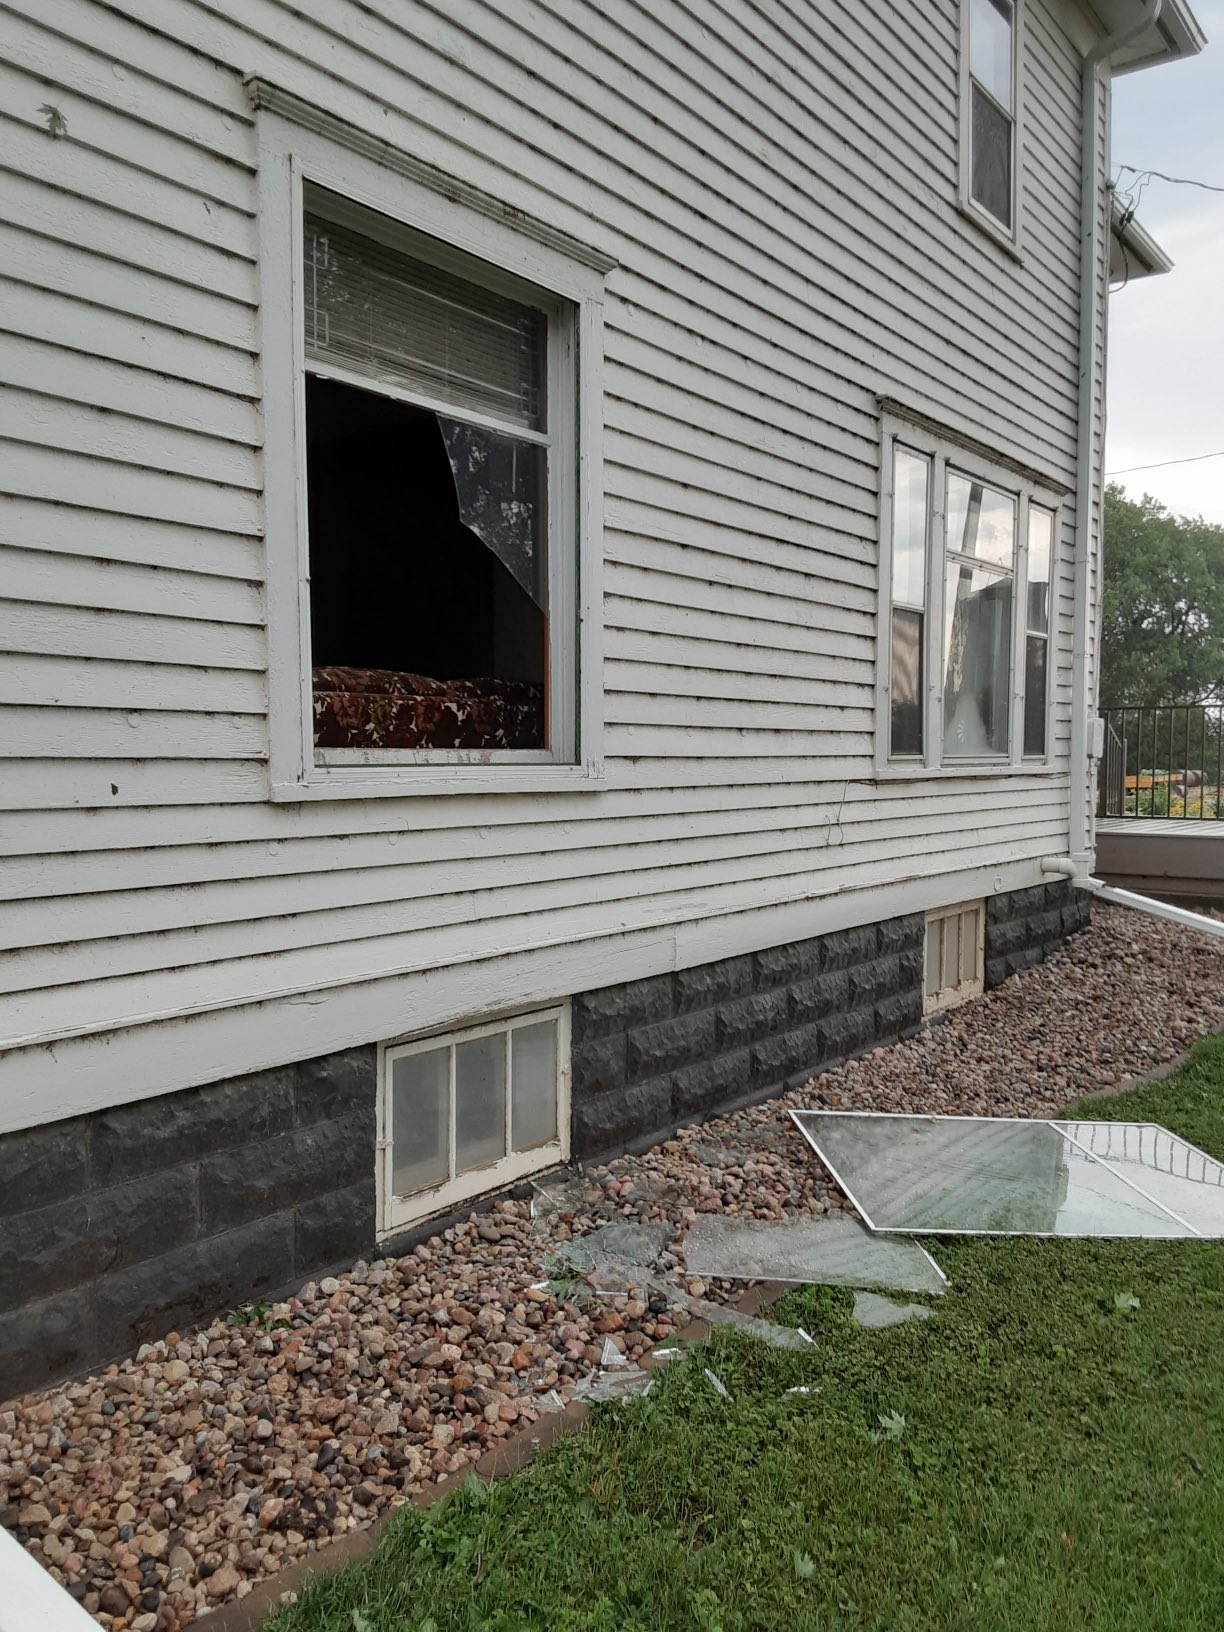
271, 760, 605, 801
379, 1140, 565, 1238
874, 760, 1059, 783
956, 200, 1024, 264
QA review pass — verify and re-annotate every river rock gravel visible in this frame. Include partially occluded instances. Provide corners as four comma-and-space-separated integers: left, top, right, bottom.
1, 904, 1221, 1627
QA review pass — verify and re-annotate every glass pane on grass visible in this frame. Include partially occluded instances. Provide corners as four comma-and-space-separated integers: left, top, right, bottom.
944, 560, 1012, 757
970, 84, 1013, 228
789, 1112, 1196, 1237
890, 608, 924, 757
1060, 1122, 1224, 1238
511, 1020, 558, 1152
455, 1033, 507, 1172
391, 1045, 450, 1196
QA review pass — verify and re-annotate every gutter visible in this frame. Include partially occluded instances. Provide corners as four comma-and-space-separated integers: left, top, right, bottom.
1069, 0, 1164, 872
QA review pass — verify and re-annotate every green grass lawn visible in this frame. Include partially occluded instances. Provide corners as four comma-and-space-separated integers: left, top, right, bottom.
268, 1035, 1224, 1632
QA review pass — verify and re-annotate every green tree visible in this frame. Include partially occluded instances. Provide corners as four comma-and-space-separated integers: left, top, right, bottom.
1100, 483, 1224, 704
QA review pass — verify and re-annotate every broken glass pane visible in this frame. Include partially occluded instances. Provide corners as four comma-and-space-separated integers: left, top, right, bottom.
851, 1291, 933, 1329
680, 1213, 947, 1295
439, 418, 547, 608
790, 1111, 1204, 1238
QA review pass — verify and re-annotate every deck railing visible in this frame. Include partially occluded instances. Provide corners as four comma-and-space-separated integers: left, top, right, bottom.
1098, 703, 1224, 820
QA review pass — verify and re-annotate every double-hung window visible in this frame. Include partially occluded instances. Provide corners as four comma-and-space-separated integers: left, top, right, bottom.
254, 89, 609, 799
879, 411, 1060, 773
961, 0, 1020, 242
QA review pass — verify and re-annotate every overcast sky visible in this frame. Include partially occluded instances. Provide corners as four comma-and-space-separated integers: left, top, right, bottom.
1106, 1, 1224, 522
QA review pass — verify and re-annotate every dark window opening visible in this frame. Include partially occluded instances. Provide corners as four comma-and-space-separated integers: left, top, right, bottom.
305, 375, 547, 754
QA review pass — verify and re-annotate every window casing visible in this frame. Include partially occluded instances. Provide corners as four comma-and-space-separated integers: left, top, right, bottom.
254, 91, 608, 800
878, 413, 1060, 775
924, 902, 985, 1013
960, 0, 1022, 247
378, 1006, 570, 1234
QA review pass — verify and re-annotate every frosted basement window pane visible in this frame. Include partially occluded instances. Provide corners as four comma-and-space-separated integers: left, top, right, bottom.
960, 909, 980, 983
940, 914, 960, 990
511, 1020, 559, 1151
925, 924, 941, 996
455, 1033, 507, 1171
392, 1046, 450, 1196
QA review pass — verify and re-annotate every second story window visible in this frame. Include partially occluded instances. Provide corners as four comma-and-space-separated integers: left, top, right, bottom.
964, 0, 1018, 236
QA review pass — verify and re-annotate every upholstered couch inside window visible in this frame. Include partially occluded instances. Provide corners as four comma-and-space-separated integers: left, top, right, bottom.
312, 666, 545, 751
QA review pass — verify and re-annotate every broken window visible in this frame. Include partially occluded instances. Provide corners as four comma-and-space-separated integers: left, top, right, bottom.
302, 193, 572, 759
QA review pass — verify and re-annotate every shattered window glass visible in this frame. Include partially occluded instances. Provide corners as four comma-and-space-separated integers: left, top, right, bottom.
439, 419, 547, 608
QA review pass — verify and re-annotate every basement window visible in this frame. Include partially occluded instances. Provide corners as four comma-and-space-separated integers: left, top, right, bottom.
378, 1006, 570, 1234
924, 902, 984, 1013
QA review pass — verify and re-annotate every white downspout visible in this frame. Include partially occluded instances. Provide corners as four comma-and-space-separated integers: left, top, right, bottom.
1054, 3, 1224, 946
1069, 0, 1163, 870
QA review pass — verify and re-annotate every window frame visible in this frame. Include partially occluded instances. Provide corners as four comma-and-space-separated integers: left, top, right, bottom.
958, 0, 1025, 255
875, 408, 1062, 780
377, 1004, 571, 1237
254, 92, 609, 800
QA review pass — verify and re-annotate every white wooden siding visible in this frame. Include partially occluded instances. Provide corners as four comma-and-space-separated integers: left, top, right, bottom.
0, 0, 1097, 1130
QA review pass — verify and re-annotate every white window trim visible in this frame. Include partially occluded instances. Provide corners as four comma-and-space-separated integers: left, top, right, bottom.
924, 902, 985, 1014
875, 405, 1063, 781
958, 0, 1025, 257
252, 87, 610, 800
377, 1004, 571, 1237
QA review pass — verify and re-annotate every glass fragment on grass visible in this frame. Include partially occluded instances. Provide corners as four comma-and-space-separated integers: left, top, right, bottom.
851, 1291, 933, 1329
681, 1212, 947, 1294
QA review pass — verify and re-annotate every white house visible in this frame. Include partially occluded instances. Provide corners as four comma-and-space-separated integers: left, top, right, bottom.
0, 0, 1203, 1396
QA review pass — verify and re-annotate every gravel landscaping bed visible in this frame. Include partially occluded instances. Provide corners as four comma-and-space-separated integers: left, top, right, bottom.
2, 903, 1221, 1629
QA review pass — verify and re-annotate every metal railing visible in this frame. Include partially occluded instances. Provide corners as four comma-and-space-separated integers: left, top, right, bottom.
1098, 703, 1224, 819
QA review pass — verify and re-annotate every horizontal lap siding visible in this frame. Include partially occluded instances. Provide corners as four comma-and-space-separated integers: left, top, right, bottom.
0, 0, 1086, 1099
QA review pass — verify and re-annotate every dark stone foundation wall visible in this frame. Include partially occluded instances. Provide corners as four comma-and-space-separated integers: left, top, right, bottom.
0, 1051, 376, 1402
984, 879, 1091, 989
0, 883, 1089, 1400
570, 914, 927, 1160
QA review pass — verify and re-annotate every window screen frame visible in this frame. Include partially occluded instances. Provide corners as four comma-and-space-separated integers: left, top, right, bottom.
255, 99, 609, 800
377, 1004, 571, 1236
875, 410, 1062, 779
958, 0, 1024, 255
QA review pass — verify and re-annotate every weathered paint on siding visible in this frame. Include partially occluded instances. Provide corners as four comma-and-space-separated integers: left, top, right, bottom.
0, 0, 1102, 1130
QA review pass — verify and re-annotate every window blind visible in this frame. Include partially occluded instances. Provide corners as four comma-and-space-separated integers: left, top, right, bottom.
303, 212, 546, 431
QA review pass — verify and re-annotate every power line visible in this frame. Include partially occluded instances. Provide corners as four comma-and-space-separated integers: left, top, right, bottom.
1107, 450, 1224, 477
1114, 165, 1224, 196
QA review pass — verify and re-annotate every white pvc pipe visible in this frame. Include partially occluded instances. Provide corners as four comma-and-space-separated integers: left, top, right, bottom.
1076, 876, 1224, 940
0, 1525, 101, 1632
1069, 0, 1164, 869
